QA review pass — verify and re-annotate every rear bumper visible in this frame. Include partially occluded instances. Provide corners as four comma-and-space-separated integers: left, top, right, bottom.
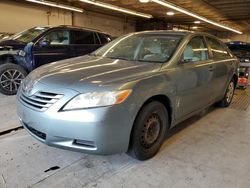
237, 82, 248, 87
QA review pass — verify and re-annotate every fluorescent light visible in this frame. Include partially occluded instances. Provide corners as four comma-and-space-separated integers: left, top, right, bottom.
150, 0, 242, 34
26, 0, 84, 13
79, 0, 153, 18
194, 20, 201, 24
139, 0, 150, 3
192, 26, 198, 29
166, 11, 174, 16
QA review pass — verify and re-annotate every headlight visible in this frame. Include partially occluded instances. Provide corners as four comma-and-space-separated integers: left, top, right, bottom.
63, 90, 132, 110
18, 50, 26, 57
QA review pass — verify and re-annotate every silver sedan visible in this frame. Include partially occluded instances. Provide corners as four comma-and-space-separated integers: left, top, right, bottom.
16, 31, 238, 160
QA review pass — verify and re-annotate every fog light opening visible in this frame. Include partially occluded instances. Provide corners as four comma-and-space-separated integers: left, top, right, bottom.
73, 139, 96, 148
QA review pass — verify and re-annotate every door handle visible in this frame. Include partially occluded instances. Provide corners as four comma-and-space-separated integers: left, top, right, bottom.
208, 66, 215, 71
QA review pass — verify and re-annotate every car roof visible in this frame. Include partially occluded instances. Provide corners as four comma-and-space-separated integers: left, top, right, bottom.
132, 30, 217, 38
41, 25, 110, 35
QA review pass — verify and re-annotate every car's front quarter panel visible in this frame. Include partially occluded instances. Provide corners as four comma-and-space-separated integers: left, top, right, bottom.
124, 71, 177, 125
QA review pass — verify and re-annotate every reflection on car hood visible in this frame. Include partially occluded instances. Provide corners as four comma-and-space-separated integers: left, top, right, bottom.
28, 55, 162, 92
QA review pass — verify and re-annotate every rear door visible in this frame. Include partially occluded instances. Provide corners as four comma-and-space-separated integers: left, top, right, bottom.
205, 36, 235, 99
33, 29, 73, 67
70, 30, 102, 57
174, 36, 214, 121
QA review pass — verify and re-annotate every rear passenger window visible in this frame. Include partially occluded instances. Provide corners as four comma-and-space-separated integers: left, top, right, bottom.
183, 36, 208, 63
98, 33, 110, 44
71, 30, 95, 44
206, 37, 230, 59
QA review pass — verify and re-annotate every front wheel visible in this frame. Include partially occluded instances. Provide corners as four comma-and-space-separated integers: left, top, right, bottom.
217, 79, 235, 107
127, 101, 169, 160
0, 63, 27, 95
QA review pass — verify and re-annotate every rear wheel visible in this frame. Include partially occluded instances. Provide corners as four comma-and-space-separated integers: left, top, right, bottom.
0, 63, 27, 95
128, 101, 169, 160
217, 79, 235, 107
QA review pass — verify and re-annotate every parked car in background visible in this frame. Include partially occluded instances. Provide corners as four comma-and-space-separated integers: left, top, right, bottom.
237, 67, 249, 89
226, 41, 250, 62
226, 41, 250, 89
0, 33, 13, 40
17, 31, 238, 160
0, 25, 112, 95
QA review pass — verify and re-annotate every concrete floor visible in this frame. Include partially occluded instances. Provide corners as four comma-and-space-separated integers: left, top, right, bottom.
0, 90, 250, 188
0, 94, 18, 132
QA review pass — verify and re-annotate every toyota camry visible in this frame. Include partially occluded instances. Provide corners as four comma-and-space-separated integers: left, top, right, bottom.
16, 31, 238, 160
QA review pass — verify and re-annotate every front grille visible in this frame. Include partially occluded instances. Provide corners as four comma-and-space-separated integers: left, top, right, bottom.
20, 91, 63, 111
25, 124, 46, 140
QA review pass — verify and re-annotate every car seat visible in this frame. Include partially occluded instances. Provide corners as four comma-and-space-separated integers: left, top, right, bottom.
143, 41, 165, 62
184, 45, 199, 62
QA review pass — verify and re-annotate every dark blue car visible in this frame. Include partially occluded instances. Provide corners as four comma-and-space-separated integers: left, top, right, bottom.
0, 26, 112, 95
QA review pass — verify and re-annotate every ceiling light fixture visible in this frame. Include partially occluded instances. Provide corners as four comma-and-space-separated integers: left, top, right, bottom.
139, 0, 150, 3
147, 0, 242, 34
166, 11, 174, 16
26, 0, 84, 12
192, 26, 198, 29
194, 20, 201, 24
79, 0, 153, 18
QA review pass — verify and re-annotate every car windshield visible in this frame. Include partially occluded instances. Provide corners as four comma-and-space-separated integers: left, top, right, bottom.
11, 27, 49, 43
92, 33, 183, 63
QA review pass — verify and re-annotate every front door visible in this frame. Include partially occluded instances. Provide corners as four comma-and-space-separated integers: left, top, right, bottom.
33, 30, 73, 68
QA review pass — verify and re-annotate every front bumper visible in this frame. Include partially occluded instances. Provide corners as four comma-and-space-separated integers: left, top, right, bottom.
16, 82, 136, 155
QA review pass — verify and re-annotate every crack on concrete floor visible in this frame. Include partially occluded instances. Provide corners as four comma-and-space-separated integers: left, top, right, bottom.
0, 126, 23, 136
28, 156, 88, 188
1, 174, 6, 184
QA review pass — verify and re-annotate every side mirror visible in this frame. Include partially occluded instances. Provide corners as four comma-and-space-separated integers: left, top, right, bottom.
179, 58, 191, 64
179, 54, 191, 64
39, 39, 49, 47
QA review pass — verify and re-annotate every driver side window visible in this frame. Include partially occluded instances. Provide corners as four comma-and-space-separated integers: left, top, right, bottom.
183, 36, 208, 63
42, 30, 70, 45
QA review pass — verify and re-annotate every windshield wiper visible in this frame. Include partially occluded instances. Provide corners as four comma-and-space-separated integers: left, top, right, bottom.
107, 56, 130, 61
137, 59, 163, 63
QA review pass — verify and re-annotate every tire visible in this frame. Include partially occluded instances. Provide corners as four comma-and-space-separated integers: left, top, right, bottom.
0, 63, 27, 95
128, 101, 169, 160
217, 79, 235, 107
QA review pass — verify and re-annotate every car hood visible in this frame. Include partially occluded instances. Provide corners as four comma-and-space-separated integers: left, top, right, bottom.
28, 55, 162, 92
0, 39, 26, 50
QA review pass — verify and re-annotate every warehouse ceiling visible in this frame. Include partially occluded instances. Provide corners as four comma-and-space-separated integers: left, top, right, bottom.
23, 0, 250, 34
